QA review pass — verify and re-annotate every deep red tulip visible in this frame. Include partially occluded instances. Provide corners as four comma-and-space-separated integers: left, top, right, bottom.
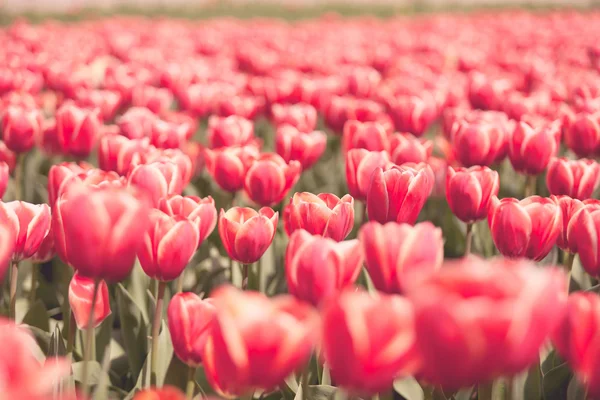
0, 162, 8, 199
218, 207, 278, 264
158, 195, 217, 246
275, 125, 327, 170
345, 149, 390, 201
451, 119, 509, 167
488, 196, 561, 261
367, 163, 434, 224
207, 115, 255, 149
202, 286, 318, 396
271, 103, 317, 133
47, 162, 93, 206
554, 196, 584, 251
205, 145, 258, 193
128, 161, 184, 207
388, 94, 437, 137
1, 105, 43, 153
131, 85, 173, 116
117, 107, 157, 140
4, 201, 51, 262
359, 221, 443, 293
244, 154, 301, 207
342, 120, 390, 153
53, 185, 150, 282
322, 289, 420, 394
546, 157, 600, 200
68, 272, 111, 329
407, 257, 566, 389
566, 200, 600, 276
138, 210, 199, 282
563, 111, 600, 157
283, 192, 354, 241
168, 292, 216, 367
508, 120, 561, 175
55, 103, 101, 158
285, 230, 362, 306
134, 386, 186, 400
389, 133, 433, 165
553, 292, 600, 399
446, 166, 500, 223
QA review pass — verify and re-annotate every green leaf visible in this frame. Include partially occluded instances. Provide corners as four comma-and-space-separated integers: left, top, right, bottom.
28, 326, 52, 355
49, 325, 67, 357
393, 377, 424, 400
163, 355, 193, 392
524, 362, 543, 400
294, 385, 339, 400
567, 376, 587, 400
93, 345, 113, 400
72, 361, 110, 386
22, 299, 50, 332
131, 321, 173, 391
454, 388, 474, 400
542, 363, 572, 400
95, 311, 114, 364
115, 283, 148, 380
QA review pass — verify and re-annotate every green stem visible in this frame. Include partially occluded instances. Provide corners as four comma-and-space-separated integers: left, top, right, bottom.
176, 274, 184, 293
14, 153, 24, 201
151, 281, 167, 387
81, 279, 100, 398
300, 369, 309, 400
256, 258, 263, 293
242, 264, 250, 290
505, 378, 513, 400
524, 175, 537, 197
465, 223, 474, 256
478, 382, 493, 400
360, 201, 367, 227
186, 366, 196, 400
66, 311, 76, 358
29, 264, 37, 304
564, 251, 575, 272
376, 389, 394, 400
9, 262, 18, 320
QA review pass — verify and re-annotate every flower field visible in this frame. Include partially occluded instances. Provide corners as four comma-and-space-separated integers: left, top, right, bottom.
1, 8, 600, 400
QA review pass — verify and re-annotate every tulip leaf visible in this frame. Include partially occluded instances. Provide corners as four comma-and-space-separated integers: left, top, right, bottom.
95, 311, 114, 364
163, 354, 194, 393
294, 385, 339, 400
72, 361, 111, 386
48, 325, 68, 357
393, 377, 424, 400
131, 321, 173, 391
567, 376, 587, 400
115, 283, 148, 380
454, 388, 474, 400
542, 363, 572, 400
22, 298, 50, 333
194, 365, 217, 397
524, 362, 543, 400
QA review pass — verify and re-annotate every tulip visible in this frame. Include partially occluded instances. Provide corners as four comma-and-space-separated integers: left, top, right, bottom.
4, 201, 51, 262
202, 286, 318, 397
283, 192, 354, 241
0, 221, 15, 281
359, 221, 443, 294
128, 161, 184, 207
275, 125, 327, 170
0, 141, 16, 172
31, 229, 55, 264
131, 85, 174, 115
55, 103, 101, 158
218, 207, 278, 264
388, 133, 433, 165
388, 94, 437, 137
0, 161, 8, 200
285, 230, 363, 306
563, 111, 600, 157
488, 196, 561, 261
552, 292, 600, 399
554, 196, 584, 252
451, 119, 508, 167
446, 166, 500, 223
151, 149, 194, 187
566, 200, 600, 276
1, 105, 43, 153
68, 272, 111, 329
158, 195, 217, 246
48, 162, 93, 206
342, 120, 390, 153
367, 163, 434, 224
244, 154, 301, 207
134, 386, 187, 400
321, 289, 421, 395
117, 107, 158, 140
150, 119, 188, 150
75, 88, 122, 122
138, 210, 199, 282
345, 149, 390, 201
407, 256, 567, 389
207, 115, 255, 149
271, 103, 318, 133
98, 135, 157, 175
215, 95, 264, 120
205, 145, 258, 193
167, 292, 216, 367
546, 157, 600, 200
508, 120, 561, 176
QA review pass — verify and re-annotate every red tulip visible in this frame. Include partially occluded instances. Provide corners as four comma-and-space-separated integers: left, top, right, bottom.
117, 107, 158, 140
555, 196, 584, 251
4, 201, 51, 262
158, 195, 217, 246
446, 166, 500, 223
389, 133, 433, 165
202, 286, 318, 396
138, 210, 199, 282
563, 111, 600, 157
47, 162, 93, 206
271, 103, 317, 133
1, 105, 43, 153
359, 221, 443, 294
205, 145, 258, 193
244, 153, 301, 207
342, 120, 390, 153
215, 95, 264, 120
150, 148, 194, 187
75, 88, 122, 122
134, 386, 187, 400
345, 149, 390, 201
488, 196, 561, 261
98, 135, 156, 175
167, 292, 216, 367
68, 272, 111, 329
408, 257, 566, 389
55, 103, 101, 158
131, 85, 173, 116
53, 185, 150, 282
149, 119, 188, 150
508, 120, 561, 175
283, 192, 354, 241
322, 289, 420, 394
0, 161, 8, 199
128, 161, 184, 207
207, 115, 255, 149
546, 157, 600, 200
0, 216, 15, 280
218, 207, 278, 264
367, 163, 434, 224
31, 229, 55, 264
388, 94, 437, 137
275, 125, 327, 170
552, 292, 600, 399
451, 119, 509, 167
566, 200, 600, 276
285, 230, 362, 306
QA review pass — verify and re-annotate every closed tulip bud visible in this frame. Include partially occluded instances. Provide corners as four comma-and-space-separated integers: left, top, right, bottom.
488, 196, 561, 261
117, 107, 157, 140
388, 94, 437, 137
47, 162, 93, 206
285, 230, 363, 306
207, 115, 255, 149
131, 85, 173, 116
1, 105, 43, 153
345, 149, 390, 201
205, 145, 258, 193
271, 103, 317, 133
128, 161, 184, 207
55, 103, 101, 158
367, 163, 434, 224
138, 210, 199, 282
546, 157, 600, 200
275, 125, 327, 170
68, 272, 111, 329
4, 201, 51, 262
407, 257, 567, 389
244, 154, 301, 207
202, 286, 318, 396
54, 186, 150, 282
158, 195, 217, 246
554, 196, 584, 251
508, 120, 561, 175
451, 119, 509, 167
342, 120, 390, 153
566, 200, 600, 276
284, 192, 354, 241
322, 289, 421, 395
167, 292, 216, 367
134, 386, 186, 400
359, 221, 443, 293
552, 292, 600, 399
0, 161, 8, 199
563, 111, 600, 157
389, 133, 433, 165
446, 166, 500, 223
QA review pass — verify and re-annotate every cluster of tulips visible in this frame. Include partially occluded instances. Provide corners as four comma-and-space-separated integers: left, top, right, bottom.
2, 9, 600, 400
